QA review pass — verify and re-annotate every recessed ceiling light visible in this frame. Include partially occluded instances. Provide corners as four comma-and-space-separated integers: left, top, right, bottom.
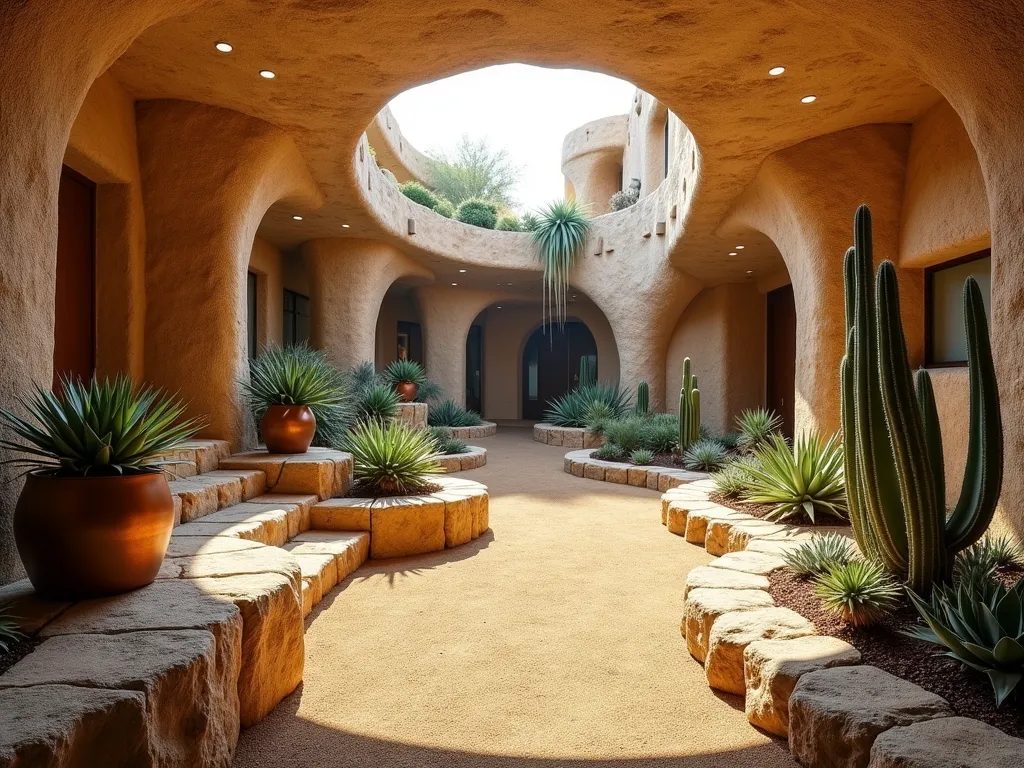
729, 252, 737, 256
746, 270, 754, 274
496, 306, 502, 309
451, 282, 458, 286
342, 223, 350, 228
768, 66, 785, 76
735, 245, 745, 249
259, 70, 276, 79
459, 269, 467, 273
506, 282, 512, 286
801, 95, 817, 104
215, 41, 233, 53
292, 215, 302, 221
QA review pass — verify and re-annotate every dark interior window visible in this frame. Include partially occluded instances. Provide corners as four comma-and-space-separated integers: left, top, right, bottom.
925, 250, 992, 366
283, 289, 310, 346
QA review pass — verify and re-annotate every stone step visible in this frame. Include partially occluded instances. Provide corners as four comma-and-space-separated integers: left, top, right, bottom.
285, 532, 370, 616
168, 469, 267, 523
219, 448, 353, 501
155, 438, 233, 478
170, 494, 318, 547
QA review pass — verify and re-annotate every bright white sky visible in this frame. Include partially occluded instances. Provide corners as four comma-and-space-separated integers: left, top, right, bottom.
388, 64, 636, 213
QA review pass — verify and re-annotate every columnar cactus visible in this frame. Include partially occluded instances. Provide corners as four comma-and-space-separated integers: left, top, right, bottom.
578, 356, 595, 388
635, 381, 650, 416
678, 358, 700, 453
840, 204, 1003, 594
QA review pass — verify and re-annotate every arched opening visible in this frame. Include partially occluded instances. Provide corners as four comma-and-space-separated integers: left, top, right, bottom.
521, 322, 598, 421
374, 280, 424, 369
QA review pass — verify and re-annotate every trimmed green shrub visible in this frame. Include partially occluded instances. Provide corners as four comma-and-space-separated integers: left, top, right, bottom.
428, 399, 483, 428
742, 431, 847, 523
783, 533, 856, 578
400, 181, 438, 210
496, 214, 521, 231
456, 198, 498, 229
631, 448, 654, 466
521, 213, 540, 232
815, 559, 901, 627
342, 419, 441, 497
681, 437, 728, 472
433, 198, 456, 218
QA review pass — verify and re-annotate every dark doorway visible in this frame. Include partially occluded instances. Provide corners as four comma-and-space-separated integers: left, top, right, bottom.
54, 166, 96, 388
397, 321, 423, 365
466, 325, 483, 414
283, 289, 310, 345
246, 272, 258, 359
521, 322, 598, 421
766, 284, 796, 438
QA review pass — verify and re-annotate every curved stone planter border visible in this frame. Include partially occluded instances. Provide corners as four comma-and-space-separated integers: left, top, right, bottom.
436, 446, 487, 473
533, 423, 602, 449
667, 480, 1024, 764
396, 401, 427, 430
445, 421, 496, 440
563, 449, 707, 492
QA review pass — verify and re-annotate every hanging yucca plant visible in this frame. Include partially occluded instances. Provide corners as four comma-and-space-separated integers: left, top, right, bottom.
532, 198, 590, 328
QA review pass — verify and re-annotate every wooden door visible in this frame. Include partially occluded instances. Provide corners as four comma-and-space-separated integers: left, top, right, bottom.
766, 285, 796, 438
521, 322, 598, 420
54, 166, 96, 388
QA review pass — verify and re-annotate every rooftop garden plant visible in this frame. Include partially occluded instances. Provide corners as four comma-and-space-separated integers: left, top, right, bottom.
741, 431, 847, 523
428, 400, 483, 428
427, 135, 519, 208
456, 198, 498, 229
520, 213, 540, 232
840, 204, 1002, 595
399, 181, 438, 210
496, 214, 521, 231
533, 198, 590, 327
342, 419, 441, 497
433, 198, 456, 218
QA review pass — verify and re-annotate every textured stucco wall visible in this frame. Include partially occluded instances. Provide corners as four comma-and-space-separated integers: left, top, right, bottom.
65, 72, 147, 380
480, 301, 620, 421
248, 236, 285, 349
561, 115, 627, 214
666, 283, 766, 433
365, 105, 433, 186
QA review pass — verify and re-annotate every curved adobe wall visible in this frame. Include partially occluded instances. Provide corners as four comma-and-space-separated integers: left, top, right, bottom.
365, 105, 434, 186
561, 115, 628, 214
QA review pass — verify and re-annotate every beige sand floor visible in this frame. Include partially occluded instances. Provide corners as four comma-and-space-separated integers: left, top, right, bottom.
233, 427, 796, 767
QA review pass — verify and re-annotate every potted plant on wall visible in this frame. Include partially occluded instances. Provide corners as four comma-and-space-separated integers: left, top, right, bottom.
383, 359, 427, 403
243, 344, 349, 454
0, 375, 204, 600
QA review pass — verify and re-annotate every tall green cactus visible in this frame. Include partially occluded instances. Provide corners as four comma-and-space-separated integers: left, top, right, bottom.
678, 358, 700, 453
635, 381, 650, 416
841, 204, 1002, 594
578, 356, 596, 388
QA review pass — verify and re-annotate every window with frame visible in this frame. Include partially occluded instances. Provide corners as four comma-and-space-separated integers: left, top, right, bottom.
926, 250, 992, 366
283, 289, 310, 346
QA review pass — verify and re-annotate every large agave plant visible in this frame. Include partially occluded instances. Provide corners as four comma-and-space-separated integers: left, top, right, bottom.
354, 383, 401, 423
382, 359, 427, 386
742, 432, 847, 523
428, 400, 482, 428
0, 375, 204, 476
342, 419, 441, 497
543, 383, 630, 428
533, 198, 590, 327
906, 578, 1024, 707
735, 408, 783, 453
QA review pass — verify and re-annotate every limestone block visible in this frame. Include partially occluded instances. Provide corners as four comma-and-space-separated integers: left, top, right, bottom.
395, 401, 427, 430
533, 424, 545, 442
705, 607, 816, 694
439, 492, 474, 547
657, 473, 680, 492
789, 665, 953, 768
203, 469, 267, 500
249, 493, 318, 534
868, 716, 1024, 768
171, 547, 303, 601
549, 429, 564, 447
0, 579, 70, 634
287, 531, 370, 582
646, 470, 662, 490
0, 629, 240, 765
685, 508, 752, 545
437, 455, 462, 473
682, 587, 774, 662
202, 497, 309, 539
173, 511, 289, 547
300, 580, 317, 617
563, 429, 584, 449
290, 552, 339, 609
167, 479, 219, 522
369, 495, 446, 559
666, 506, 689, 535
0, 685, 151, 766
744, 636, 862, 737
180, 439, 233, 473
311, 497, 373, 531
726, 520, 794, 553
604, 466, 628, 484
627, 467, 648, 487
181, 473, 244, 509
745, 538, 811, 556
583, 463, 605, 481
192, 572, 304, 726
473, 493, 489, 537
683, 566, 769, 599
166, 535, 264, 558
582, 431, 603, 449
172, 494, 182, 526
571, 461, 585, 478
707, 550, 786, 575
564, 457, 574, 474
220, 448, 352, 500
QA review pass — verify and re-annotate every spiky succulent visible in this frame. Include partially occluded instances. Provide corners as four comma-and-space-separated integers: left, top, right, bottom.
427, 426, 469, 456
0, 601, 24, 652
428, 400, 483, 428
736, 408, 783, 453
784, 533, 857, 578
355, 383, 401, 423
544, 383, 631, 428
0, 375, 204, 476
244, 344, 347, 409
342, 419, 441, 497
741, 431, 847, 523
711, 456, 759, 498
906, 578, 1024, 707
815, 559, 901, 627
382, 359, 427, 386
630, 448, 654, 466
681, 437, 728, 472
593, 443, 626, 462
533, 198, 590, 327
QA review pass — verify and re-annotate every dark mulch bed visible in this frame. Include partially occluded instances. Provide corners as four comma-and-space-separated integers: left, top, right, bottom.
769, 566, 1024, 738
709, 490, 848, 527
587, 450, 687, 469
347, 481, 445, 499
0, 637, 36, 676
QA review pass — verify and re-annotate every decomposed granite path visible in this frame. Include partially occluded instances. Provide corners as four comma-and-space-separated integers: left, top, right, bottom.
233, 427, 796, 767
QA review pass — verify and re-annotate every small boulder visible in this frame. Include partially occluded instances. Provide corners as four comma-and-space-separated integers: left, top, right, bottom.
682, 587, 774, 662
868, 716, 1024, 767
705, 607, 816, 694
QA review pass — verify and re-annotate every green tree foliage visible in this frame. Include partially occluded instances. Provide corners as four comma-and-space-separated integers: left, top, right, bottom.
427, 135, 521, 208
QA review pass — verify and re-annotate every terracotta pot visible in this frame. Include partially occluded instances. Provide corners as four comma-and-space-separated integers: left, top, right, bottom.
396, 382, 418, 403
14, 470, 175, 600
260, 404, 316, 454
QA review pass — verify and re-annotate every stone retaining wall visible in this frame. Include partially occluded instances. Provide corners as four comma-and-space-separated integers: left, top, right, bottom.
396, 402, 427, 430
533, 423, 602, 449
436, 446, 487, 473
563, 449, 707, 491
445, 421, 496, 439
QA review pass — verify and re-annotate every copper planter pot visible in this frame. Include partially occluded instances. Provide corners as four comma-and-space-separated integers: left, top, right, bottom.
396, 382, 418, 403
260, 404, 316, 454
14, 471, 175, 600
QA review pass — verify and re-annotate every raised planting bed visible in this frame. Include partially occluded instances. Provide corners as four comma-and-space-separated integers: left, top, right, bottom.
395, 402, 427, 430
533, 423, 601, 449
563, 449, 707, 491
435, 446, 487, 473
308, 476, 489, 559
445, 421, 496, 440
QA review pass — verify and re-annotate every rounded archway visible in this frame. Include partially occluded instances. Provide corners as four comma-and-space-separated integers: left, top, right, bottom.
521, 321, 599, 421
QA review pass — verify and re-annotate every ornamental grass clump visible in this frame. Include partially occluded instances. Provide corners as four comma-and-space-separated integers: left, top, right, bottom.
354, 383, 401, 423
784, 533, 857, 578
736, 407, 783, 453
630, 448, 654, 466
742, 431, 847, 523
593, 443, 626, 462
0, 375, 204, 476
427, 427, 469, 456
543, 383, 630, 428
0, 602, 24, 653
428, 400, 483, 428
711, 455, 759, 498
382, 359, 427, 387
815, 559, 902, 627
681, 437, 728, 472
342, 419, 441, 497
533, 198, 590, 327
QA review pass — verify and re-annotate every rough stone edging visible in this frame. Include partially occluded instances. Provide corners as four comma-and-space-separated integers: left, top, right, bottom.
667, 481, 1024, 763
534, 423, 602, 449
445, 421, 497, 439
435, 446, 487, 473
563, 449, 708, 492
